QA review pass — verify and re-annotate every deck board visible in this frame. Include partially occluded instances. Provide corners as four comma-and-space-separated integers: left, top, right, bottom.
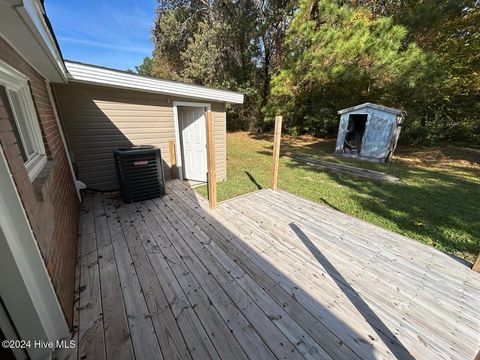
154, 195, 308, 360
149, 196, 281, 360
104, 195, 163, 360
241, 191, 478, 326
156, 194, 332, 359
116, 200, 191, 360
67, 180, 480, 360
218, 193, 469, 358
78, 195, 106, 360
94, 195, 135, 360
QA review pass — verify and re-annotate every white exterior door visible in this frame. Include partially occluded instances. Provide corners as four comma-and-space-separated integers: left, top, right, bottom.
179, 107, 207, 182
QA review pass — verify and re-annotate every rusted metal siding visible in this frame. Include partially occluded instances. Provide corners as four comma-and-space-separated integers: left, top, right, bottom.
361, 111, 397, 159
335, 113, 349, 152
53, 82, 227, 190
335, 104, 403, 162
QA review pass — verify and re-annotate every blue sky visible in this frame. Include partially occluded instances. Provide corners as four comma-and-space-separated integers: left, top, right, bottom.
45, 0, 157, 70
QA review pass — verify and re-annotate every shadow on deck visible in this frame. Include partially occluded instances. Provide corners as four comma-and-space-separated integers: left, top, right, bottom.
54, 180, 480, 360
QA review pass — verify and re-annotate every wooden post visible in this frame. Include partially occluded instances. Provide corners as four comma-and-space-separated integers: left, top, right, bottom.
168, 140, 177, 179
206, 111, 217, 209
271, 115, 282, 190
473, 253, 480, 273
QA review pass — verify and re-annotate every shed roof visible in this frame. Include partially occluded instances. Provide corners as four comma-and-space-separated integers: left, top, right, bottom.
338, 102, 404, 115
64, 60, 244, 104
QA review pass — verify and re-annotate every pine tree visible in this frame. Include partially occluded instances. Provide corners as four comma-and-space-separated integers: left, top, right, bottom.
268, 0, 430, 136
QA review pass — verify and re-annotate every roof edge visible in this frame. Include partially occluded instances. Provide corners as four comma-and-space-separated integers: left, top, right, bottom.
64, 60, 244, 104
338, 102, 405, 115
0, 0, 67, 82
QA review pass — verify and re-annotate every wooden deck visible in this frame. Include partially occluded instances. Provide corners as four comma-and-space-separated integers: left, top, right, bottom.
55, 180, 480, 360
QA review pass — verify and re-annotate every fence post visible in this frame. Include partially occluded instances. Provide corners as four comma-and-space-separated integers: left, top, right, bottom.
473, 254, 480, 273
206, 111, 217, 209
271, 115, 282, 190
168, 140, 177, 179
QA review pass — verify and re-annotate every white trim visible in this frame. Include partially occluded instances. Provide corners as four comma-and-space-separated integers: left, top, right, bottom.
47, 81, 81, 201
25, 154, 48, 181
65, 61, 244, 104
0, 60, 47, 180
0, 301, 26, 359
173, 101, 211, 180
0, 0, 67, 82
21, 0, 66, 77
0, 144, 68, 360
338, 102, 404, 115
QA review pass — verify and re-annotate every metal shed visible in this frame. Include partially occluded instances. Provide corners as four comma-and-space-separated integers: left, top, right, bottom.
335, 103, 405, 162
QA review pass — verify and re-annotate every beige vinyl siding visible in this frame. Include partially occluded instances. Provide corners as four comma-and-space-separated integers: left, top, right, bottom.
53, 82, 227, 191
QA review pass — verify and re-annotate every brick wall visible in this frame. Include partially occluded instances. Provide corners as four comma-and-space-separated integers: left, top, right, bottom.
0, 37, 79, 326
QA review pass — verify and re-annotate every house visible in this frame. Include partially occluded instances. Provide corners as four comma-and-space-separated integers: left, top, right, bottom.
0, 1, 241, 359
335, 103, 405, 162
0, 1, 80, 359
2, 2, 480, 360
53, 61, 243, 190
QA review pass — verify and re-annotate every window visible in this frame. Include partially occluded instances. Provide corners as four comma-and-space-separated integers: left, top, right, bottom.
0, 61, 47, 180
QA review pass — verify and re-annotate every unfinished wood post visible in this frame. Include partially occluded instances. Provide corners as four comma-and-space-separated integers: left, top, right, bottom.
473, 254, 480, 273
206, 111, 217, 209
271, 115, 282, 190
168, 140, 177, 179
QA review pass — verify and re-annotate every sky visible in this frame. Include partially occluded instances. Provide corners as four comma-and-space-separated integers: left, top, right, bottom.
45, 0, 157, 71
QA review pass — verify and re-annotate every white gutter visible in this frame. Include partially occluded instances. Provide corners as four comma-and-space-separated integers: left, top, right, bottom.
65, 61, 245, 104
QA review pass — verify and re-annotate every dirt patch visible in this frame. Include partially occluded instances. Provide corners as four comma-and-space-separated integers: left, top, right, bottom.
238, 131, 480, 179
393, 146, 480, 180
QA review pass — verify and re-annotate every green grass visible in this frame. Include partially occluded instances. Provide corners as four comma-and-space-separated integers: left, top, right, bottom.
196, 132, 480, 262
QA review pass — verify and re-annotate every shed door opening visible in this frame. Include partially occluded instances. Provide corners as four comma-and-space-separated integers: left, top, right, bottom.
343, 114, 367, 154
178, 106, 207, 182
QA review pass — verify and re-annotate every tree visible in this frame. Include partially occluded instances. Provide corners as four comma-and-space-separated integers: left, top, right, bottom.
135, 57, 154, 76
353, 0, 480, 142
149, 0, 295, 130
136, 0, 478, 142
180, 21, 225, 86
268, 0, 430, 136
151, 7, 194, 79
258, 0, 296, 110
398, 1, 480, 142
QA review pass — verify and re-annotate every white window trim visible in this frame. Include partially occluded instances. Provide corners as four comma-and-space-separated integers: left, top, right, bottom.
0, 145, 68, 360
0, 60, 47, 180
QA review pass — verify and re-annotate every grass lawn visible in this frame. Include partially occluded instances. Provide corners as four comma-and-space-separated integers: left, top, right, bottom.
196, 132, 480, 262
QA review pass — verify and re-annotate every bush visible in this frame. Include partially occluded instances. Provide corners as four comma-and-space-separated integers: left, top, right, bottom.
400, 118, 434, 146
400, 115, 480, 147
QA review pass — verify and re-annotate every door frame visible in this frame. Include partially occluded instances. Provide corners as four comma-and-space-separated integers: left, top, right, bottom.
346, 112, 369, 155
173, 101, 211, 181
0, 145, 68, 359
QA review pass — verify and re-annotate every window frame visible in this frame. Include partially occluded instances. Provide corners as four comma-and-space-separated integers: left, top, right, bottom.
0, 61, 47, 180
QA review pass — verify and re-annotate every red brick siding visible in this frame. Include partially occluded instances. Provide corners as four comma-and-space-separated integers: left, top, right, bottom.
0, 38, 79, 326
